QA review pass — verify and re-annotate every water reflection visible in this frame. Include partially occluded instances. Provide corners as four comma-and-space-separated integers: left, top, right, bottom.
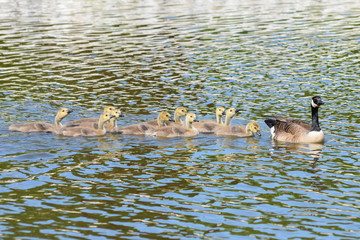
1, 0, 360, 239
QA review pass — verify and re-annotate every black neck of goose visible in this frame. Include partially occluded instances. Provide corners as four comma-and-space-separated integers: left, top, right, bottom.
311, 105, 321, 131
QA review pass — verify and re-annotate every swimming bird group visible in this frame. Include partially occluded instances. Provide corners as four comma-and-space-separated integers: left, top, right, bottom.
8, 96, 325, 143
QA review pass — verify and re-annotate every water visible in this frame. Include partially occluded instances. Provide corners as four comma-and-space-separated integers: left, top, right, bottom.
1, 0, 360, 239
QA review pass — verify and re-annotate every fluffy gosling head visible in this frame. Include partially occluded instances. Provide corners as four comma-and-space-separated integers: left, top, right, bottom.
311, 96, 324, 108
57, 108, 73, 120
216, 107, 225, 117
103, 106, 115, 113
159, 111, 173, 122
111, 109, 124, 118
186, 112, 198, 123
223, 107, 241, 119
246, 121, 261, 136
100, 113, 115, 123
175, 107, 187, 117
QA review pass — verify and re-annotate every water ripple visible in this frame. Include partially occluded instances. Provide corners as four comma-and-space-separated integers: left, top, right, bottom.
1, 0, 360, 239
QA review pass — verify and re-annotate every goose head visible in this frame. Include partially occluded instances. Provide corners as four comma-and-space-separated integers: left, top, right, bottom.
246, 121, 261, 136
111, 109, 125, 118
100, 113, 115, 124
223, 108, 241, 118
159, 111, 173, 122
103, 106, 115, 113
57, 108, 73, 120
185, 112, 199, 124
174, 107, 187, 117
216, 107, 225, 117
311, 96, 324, 108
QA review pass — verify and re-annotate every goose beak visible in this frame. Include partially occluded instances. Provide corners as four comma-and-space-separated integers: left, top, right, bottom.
318, 100, 324, 105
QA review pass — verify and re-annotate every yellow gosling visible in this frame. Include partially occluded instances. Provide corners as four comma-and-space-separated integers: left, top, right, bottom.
59, 113, 114, 137
215, 121, 261, 137
115, 111, 173, 135
193, 106, 225, 133
64, 106, 115, 127
152, 112, 199, 138
9, 108, 73, 133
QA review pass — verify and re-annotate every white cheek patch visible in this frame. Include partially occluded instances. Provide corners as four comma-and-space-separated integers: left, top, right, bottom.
311, 100, 318, 108
270, 126, 275, 138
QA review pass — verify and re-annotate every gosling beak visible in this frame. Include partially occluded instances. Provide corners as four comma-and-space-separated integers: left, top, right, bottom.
235, 109, 241, 114
168, 118, 175, 122
119, 114, 125, 117
256, 130, 261, 136
110, 114, 116, 119
222, 111, 226, 116
67, 109, 74, 114
193, 119, 199, 122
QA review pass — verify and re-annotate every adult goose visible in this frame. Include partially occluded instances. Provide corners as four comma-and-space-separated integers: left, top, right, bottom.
9, 108, 73, 134
264, 96, 325, 143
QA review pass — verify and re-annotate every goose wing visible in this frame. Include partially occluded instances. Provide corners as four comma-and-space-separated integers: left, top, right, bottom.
264, 115, 311, 130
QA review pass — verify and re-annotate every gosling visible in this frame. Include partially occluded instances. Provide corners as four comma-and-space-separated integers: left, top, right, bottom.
59, 113, 114, 137
115, 111, 173, 135
64, 106, 115, 127
152, 112, 199, 138
215, 121, 261, 137
193, 106, 225, 133
146, 107, 187, 127
9, 108, 73, 134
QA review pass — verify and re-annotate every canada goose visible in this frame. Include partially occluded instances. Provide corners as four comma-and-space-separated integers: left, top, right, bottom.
115, 111, 173, 135
215, 121, 261, 137
59, 113, 114, 137
9, 108, 73, 133
264, 96, 325, 143
193, 107, 225, 133
152, 112, 199, 138
64, 106, 115, 127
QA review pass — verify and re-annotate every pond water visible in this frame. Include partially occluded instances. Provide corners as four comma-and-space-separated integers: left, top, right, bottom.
1, 0, 360, 239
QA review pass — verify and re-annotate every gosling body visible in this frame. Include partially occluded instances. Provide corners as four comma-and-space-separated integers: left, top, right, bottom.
59, 113, 114, 137
65, 106, 115, 127
215, 122, 261, 137
193, 107, 225, 133
9, 108, 73, 134
153, 112, 199, 138
115, 111, 173, 135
